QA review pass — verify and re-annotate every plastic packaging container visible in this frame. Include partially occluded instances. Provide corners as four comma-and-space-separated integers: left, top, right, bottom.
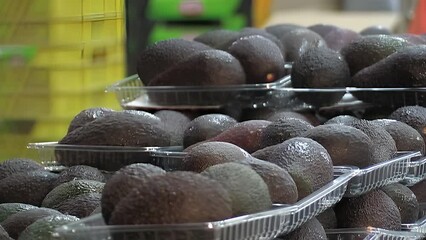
27, 142, 184, 172
53, 167, 359, 240
326, 228, 425, 240
107, 72, 293, 111
401, 203, 426, 234
402, 156, 426, 186
344, 151, 421, 197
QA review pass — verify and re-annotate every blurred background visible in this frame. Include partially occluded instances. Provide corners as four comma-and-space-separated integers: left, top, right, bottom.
0, 0, 423, 160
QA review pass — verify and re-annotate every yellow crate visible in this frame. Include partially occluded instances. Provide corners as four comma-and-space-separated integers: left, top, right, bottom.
0, 0, 124, 23
1, 62, 124, 119
0, 120, 37, 161
0, 18, 125, 46
31, 42, 125, 68
30, 119, 70, 142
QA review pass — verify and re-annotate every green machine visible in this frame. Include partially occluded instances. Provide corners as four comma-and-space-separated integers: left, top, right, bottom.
125, 0, 252, 75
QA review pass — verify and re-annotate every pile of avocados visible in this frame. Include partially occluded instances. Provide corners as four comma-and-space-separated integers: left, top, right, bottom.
3, 22, 426, 240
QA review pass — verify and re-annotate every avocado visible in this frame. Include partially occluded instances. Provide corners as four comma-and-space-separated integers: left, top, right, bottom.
42, 180, 104, 209
227, 35, 286, 84
101, 163, 165, 223
1, 208, 62, 239
348, 119, 397, 164
291, 47, 350, 107
260, 117, 313, 148
278, 217, 327, 239
371, 119, 425, 155
0, 225, 12, 240
0, 170, 58, 206
154, 110, 191, 146
301, 124, 376, 168
334, 189, 402, 230
265, 23, 305, 39
148, 49, 246, 87
267, 110, 320, 126
381, 183, 419, 224
201, 162, 271, 216
242, 157, 298, 204
183, 114, 237, 148
205, 120, 272, 153
389, 106, 426, 146
322, 27, 360, 51
193, 29, 240, 49
307, 24, 336, 38
57, 112, 171, 171
53, 165, 105, 187
182, 141, 251, 172
67, 107, 114, 133
18, 214, 79, 240
394, 33, 426, 45
0, 158, 43, 180
409, 179, 426, 203
137, 38, 211, 85
359, 25, 392, 36
109, 171, 233, 225
0, 203, 37, 222
239, 27, 285, 53
252, 137, 334, 199
324, 115, 359, 125
350, 46, 426, 107
316, 208, 337, 229
53, 192, 101, 218
341, 35, 410, 76
279, 28, 327, 62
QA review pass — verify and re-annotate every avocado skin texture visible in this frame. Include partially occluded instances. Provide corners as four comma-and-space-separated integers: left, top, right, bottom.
2, 208, 62, 239
324, 115, 359, 125
201, 162, 272, 216
302, 124, 376, 168
381, 183, 419, 224
279, 28, 327, 62
265, 23, 305, 40
260, 117, 313, 148
227, 35, 285, 84
109, 171, 233, 225
371, 119, 425, 155
0, 203, 37, 223
0, 225, 12, 240
101, 163, 165, 224
241, 157, 298, 204
183, 114, 237, 148
0, 170, 58, 206
252, 137, 334, 200
334, 190, 402, 230
0, 158, 43, 181
278, 217, 327, 240
342, 35, 410, 76
316, 208, 337, 229
389, 106, 426, 147
67, 107, 114, 133
291, 47, 350, 107
348, 119, 397, 164
53, 165, 106, 188
154, 110, 191, 146
18, 214, 79, 240
42, 180, 104, 209
137, 38, 211, 85
182, 141, 251, 172
193, 29, 240, 50
359, 25, 392, 36
57, 112, 171, 171
53, 193, 101, 218
409, 179, 426, 203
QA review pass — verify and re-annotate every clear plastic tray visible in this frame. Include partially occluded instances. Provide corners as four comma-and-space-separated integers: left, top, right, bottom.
344, 151, 421, 197
401, 203, 426, 234
106, 71, 297, 110
402, 156, 426, 186
325, 228, 425, 240
53, 167, 358, 240
27, 142, 184, 172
